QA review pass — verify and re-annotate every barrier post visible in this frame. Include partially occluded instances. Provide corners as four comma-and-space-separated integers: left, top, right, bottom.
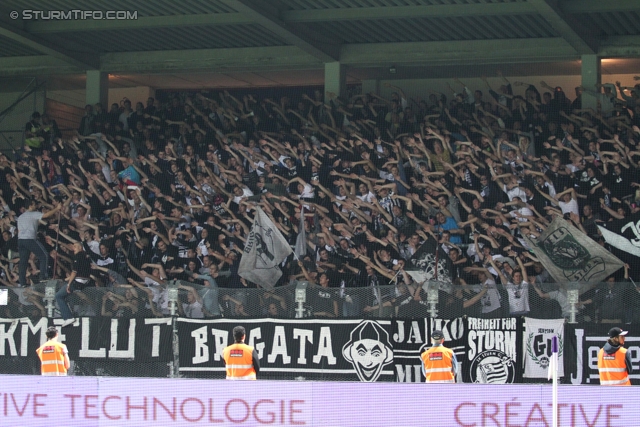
44, 280, 57, 318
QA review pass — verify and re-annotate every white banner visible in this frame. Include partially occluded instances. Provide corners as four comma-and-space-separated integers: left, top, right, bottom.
523, 317, 565, 378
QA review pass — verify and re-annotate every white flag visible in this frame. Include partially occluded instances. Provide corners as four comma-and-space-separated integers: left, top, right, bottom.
523, 317, 564, 379
238, 207, 292, 290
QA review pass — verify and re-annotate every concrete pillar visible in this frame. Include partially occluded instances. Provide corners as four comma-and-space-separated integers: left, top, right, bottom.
86, 70, 109, 109
324, 61, 346, 103
361, 79, 379, 97
581, 55, 600, 111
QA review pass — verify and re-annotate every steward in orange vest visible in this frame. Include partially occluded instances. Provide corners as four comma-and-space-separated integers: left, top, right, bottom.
36, 326, 70, 376
421, 330, 457, 383
598, 327, 632, 386
222, 326, 260, 380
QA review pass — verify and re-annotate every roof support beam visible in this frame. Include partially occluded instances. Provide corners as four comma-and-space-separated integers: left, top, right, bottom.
340, 38, 579, 66
562, 0, 640, 14
282, 2, 536, 22
100, 46, 322, 74
220, 0, 339, 62
25, 3, 538, 34
0, 56, 82, 76
598, 35, 640, 57
26, 13, 253, 33
0, 19, 99, 69
7, 35, 640, 77
529, 0, 598, 54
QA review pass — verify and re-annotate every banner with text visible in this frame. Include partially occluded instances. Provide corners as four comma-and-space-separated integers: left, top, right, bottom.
523, 317, 565, 378
564, 323, 640, 385
0, 317, 173, 375
177, 318, 397, 381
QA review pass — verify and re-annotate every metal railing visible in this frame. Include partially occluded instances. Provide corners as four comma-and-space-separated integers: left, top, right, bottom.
2, 279, 635, 323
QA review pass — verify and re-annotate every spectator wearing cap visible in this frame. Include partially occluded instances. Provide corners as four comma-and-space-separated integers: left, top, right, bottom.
598, 327, 632, 386
420, 330, 457, 383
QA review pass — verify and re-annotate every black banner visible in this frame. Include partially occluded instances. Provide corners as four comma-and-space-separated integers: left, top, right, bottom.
0, 317, 173, 375
177, 318, 398, 381
7, 316, 635, 385
564, 323, 640, 385
463, 317, 523, 383
178, 317, 479, 383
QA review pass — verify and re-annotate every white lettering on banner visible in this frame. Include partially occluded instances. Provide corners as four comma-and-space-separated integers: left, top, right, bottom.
21, 318, 48, 356
571, 328, 584, 384
77, 318, 139, 359
109, 319, 135, 359
194, 326, 338, 366
248, 327, 266, 359
0, 319, 18, 356
406, 321, 423, 343
432, 318, 465, 341
580, 334, 640, 384
468, 330, 516, 361
467, 317, 517, 384
211, 328, 228, 362
145, 318, 171, 358
79, 318, 105, 358
293, 329, 313, 364
191, 326, 208, 364
0, 317, 169, 361
393, 319, 428, 343
312, 327, 336, 365
268, 326, 292, 364
392, 319, 428, 383
395, 365, 422, 382
2, 376, 640, 427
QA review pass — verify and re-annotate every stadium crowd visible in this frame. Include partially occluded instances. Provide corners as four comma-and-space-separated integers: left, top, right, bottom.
2, 73, 640, 322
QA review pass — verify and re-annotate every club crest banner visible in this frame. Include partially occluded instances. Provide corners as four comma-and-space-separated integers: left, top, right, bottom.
523, 317, 565, 378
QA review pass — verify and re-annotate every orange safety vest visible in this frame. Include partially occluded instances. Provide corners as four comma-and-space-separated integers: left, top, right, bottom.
598, 347, 631, 386
421, 345, 455, 383
36, 340, 68, 376
223, 343, 257, 380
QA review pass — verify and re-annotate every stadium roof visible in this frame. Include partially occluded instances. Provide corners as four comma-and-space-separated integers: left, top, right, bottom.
0, 0, 639, 89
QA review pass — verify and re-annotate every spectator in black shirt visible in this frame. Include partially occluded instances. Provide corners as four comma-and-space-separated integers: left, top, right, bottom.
56, 242, 93, 327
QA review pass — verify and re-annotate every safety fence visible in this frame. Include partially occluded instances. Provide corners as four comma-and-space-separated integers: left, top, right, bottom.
0, 280, 637, 385
1, 279, 636, 323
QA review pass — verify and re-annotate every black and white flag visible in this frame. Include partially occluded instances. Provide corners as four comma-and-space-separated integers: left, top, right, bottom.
238, 207, 292, 290
405, 237, 451, 290
598, 212, 640, 258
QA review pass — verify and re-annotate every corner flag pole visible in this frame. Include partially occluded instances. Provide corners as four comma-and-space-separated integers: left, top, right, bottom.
548, 335, 559, 427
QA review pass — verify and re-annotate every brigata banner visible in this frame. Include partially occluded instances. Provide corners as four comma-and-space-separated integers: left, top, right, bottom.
564, 323, 640, 385
0, 375, 638, 427
0, 317, 173, 375
177, 317, 526, 384
177, 317, 397, 381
